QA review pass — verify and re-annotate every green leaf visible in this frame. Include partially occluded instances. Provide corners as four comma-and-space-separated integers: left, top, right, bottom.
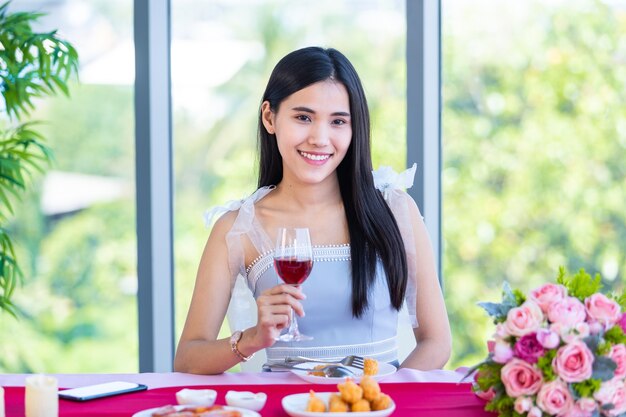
475, 361, 504, 391
477, 281, 522, 323
572, 378, 602, 398
556, 267, 603, 301
592, 356, 617, 381
537, 349, 558, 381
484, 390, 516, 416
0, 226, 22, 318
604, 325, 626, 345
0, 1, 79, 120
614, 292, 626, 311
477, 301, 507, 320
584, 334, 601, 353
512, 289, 526, 305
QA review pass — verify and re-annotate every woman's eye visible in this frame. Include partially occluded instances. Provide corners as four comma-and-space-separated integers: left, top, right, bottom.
296, 115, 311, 122
332, 119, 347, 125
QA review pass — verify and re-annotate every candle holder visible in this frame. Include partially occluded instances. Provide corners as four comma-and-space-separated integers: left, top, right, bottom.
25, 375, 58, 417
1, 386, 5, 417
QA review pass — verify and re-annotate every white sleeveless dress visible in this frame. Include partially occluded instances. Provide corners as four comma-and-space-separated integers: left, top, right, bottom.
205, 165, 420, 365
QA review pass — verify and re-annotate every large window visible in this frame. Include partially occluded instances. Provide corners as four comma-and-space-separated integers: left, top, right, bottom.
0, 0, 137, 372
442, 0, 626, 368
10, 0, 621, 374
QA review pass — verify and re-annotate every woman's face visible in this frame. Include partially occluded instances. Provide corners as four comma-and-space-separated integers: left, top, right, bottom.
262, 80, 352, 187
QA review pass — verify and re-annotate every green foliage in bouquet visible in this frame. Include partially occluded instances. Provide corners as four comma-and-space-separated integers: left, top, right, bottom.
0, 1, 78, 316
477, 282, 527, 325
535, 349, 557, 382
556, 267, 603, 302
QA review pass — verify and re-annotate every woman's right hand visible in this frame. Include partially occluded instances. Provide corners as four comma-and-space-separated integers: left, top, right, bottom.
251, 284, 306, 348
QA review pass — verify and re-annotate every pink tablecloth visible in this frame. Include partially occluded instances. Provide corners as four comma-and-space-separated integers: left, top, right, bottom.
3, 382, 493, 417
0, 368, 467, 388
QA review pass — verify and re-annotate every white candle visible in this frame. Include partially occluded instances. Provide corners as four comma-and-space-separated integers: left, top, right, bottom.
0, 386, 5, 417
25, 375, 58, 417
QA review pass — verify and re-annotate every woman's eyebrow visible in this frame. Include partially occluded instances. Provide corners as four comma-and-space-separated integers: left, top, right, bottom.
291, 106, 351, 117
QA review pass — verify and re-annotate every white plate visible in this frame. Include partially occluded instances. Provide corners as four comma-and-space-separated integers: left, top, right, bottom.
131, 404, 261, 417
289, 361, 396, 385
282, 392, 395, 417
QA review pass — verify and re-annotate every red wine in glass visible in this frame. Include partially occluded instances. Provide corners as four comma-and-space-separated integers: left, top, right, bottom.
274, 258, 313, 285
273, 227, 314, 342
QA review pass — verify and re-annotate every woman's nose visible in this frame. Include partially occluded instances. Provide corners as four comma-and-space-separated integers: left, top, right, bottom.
308, 123, 330, 147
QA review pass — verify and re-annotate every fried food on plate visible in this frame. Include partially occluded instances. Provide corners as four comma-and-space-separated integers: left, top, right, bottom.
360, 375, 381, 402
350, 398, 371, 412
307, 364, 328, 377
305, 390, 326, 412
328, 393, 349, 412
371, 393, 393, 411
363, 358, 379, 376
337, 378, 363, 404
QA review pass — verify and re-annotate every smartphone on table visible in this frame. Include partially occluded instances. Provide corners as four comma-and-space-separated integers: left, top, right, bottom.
58, 381, 147, 401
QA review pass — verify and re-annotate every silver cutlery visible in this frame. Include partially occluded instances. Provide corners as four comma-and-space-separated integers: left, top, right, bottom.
284, 355, 365, 369
265, 362, 356, 378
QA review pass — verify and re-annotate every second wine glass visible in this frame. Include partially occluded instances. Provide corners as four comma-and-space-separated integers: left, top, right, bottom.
273, 227, 313, 342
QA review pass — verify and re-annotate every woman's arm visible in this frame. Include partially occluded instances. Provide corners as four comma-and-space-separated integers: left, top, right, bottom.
400, 197, 452, 370
173, 213, 305, 374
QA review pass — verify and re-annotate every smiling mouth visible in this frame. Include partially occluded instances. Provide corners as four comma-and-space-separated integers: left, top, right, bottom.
299, 151, 331, 161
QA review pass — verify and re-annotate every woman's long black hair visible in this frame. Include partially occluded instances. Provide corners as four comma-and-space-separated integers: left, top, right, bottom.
257, 47, 407, 317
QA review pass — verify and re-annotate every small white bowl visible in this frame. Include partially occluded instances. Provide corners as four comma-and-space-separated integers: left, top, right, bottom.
225, 390, 267, 411
176, 388, 217, 406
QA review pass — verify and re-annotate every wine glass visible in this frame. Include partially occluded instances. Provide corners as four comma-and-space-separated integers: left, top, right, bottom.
273, 227, 314, 342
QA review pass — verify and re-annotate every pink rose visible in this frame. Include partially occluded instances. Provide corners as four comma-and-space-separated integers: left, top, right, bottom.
573, 322, 590, 339
561, 322, 590, 344
504, 300, 544, 337
576, 398, 597, 413
609, 344, 626, 380
589, 321, 604, 335
553, 341, 594, 382
501, 358, 543, 397
530, 283, 567, 313
585, 293, 621, 326
563, 403, 594, 417
514, 396, 532, 413
537, 328, 561, 349
548, 297, 586, 328
594, 379, 626, 416
536, 379, 574, 416
495, 323, 510, 339
514, 333, 546, 364
493, 341, 514, 364
528, 406, 542, 417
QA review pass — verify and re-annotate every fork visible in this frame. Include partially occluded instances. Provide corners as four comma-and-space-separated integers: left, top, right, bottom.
284, 355, 365, 369
265, 363, 356, 377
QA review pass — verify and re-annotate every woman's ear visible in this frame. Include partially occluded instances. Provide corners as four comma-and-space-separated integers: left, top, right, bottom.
261, 101, 275, 135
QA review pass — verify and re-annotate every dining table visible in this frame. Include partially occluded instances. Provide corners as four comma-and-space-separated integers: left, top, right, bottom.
0, 368, 493, 416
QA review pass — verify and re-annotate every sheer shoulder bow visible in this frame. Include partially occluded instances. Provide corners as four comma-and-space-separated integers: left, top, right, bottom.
372, 163, 419, 328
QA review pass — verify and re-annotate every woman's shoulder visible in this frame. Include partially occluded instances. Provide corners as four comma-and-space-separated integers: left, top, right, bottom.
211, 209, 239, 235
207, 187, 277, 273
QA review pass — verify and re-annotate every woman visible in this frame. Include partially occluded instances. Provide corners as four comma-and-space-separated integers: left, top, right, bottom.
174, 47, 451, 375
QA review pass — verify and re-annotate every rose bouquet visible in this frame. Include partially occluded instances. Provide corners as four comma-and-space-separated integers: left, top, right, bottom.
471, 267, 626, 417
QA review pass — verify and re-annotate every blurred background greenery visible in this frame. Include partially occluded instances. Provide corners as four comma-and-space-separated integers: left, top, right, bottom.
0, 0, 624, 372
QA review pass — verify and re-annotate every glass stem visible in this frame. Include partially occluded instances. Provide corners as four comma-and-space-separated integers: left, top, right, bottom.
288, 307, 300, 336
